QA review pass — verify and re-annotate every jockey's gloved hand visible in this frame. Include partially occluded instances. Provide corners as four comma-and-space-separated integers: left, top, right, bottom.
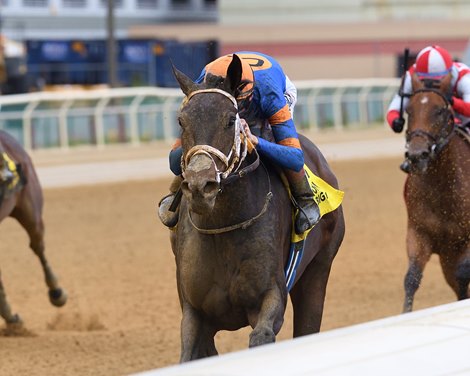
392, 117, 405, 133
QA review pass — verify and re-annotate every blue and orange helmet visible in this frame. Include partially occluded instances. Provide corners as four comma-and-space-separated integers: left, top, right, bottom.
203, 54, 255, 101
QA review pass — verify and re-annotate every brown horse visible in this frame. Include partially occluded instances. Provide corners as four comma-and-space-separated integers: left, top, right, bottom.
170, 55, 345, 362
402, 74, 470, 312
0, 130, 67, 328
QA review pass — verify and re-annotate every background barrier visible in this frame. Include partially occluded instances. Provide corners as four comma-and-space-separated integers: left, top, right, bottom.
0, 78, 400, 150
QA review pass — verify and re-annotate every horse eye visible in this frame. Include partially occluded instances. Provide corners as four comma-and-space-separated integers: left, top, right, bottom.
435, 108, 445, 117
227, 116, 236, 128
178, 117, 184, 128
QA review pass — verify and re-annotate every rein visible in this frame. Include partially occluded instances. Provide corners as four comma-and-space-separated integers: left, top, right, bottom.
187, 162, 273, 234
406, 88, 455, 158
182, 88, 271, 234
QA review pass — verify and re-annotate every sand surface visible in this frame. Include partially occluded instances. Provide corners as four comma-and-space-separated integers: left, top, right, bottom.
0, 132, 456, 375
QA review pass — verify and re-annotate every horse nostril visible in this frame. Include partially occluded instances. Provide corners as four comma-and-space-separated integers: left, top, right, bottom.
203, 181, 219, 195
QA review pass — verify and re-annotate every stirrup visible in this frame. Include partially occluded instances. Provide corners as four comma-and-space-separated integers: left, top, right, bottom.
158, 194, 179, 228
294, 201, 321, 234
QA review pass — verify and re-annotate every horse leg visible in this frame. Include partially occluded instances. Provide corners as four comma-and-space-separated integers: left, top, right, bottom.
440, 250, 470, 301
0, 269, 23, 326
11, 197, 67, 308
248, 286, 284, 347
180, 302, 217, 362
403, 228, 432, 313
289, 241, 337, 336
455, 255, 470, 300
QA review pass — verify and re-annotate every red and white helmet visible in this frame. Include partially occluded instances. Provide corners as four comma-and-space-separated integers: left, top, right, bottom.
415, 45, 453, 79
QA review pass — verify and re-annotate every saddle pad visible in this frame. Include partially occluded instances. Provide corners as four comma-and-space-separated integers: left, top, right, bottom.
2, 152, 22, 192
285, 165, 344, 291
291, 164, 344, 243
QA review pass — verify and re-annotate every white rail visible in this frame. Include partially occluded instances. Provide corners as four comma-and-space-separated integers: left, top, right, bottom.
134, 299, 470, 376
0, 78, 400, 150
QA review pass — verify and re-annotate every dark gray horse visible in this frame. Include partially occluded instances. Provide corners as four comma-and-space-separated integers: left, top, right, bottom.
170, 55, 345, 361
402, 74, 470, 312
0, 130, 67, 329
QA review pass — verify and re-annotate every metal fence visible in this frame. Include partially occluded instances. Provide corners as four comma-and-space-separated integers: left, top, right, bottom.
0, 78, 400, 150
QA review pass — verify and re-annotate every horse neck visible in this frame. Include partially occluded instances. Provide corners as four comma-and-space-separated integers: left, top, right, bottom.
189, 161, 273, 229
417, 133, 467, 186
220, 163, 269, 213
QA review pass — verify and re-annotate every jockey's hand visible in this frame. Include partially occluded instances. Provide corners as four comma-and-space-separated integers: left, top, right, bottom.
392, 117, 405, 133
241, 118, 258, 146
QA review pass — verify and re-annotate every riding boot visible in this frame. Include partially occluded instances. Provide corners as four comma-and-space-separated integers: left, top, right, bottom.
286, 169, 321, 234
158, 175, 183, 228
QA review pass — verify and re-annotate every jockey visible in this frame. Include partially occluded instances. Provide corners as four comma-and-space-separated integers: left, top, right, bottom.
158, 51, 321, 234
386, 45, 470, 171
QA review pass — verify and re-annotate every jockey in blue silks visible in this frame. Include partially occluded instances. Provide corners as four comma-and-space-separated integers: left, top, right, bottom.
158, 51, 320, 234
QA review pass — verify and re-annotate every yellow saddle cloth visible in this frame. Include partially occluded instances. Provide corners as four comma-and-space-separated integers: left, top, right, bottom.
291, 164, 344, 242
2, 152, 22, 192
285, 164, 344, 291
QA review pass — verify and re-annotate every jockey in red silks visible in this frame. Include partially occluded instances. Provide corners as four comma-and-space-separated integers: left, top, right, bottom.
158, 51, 321, 234
386, 45, 470, 171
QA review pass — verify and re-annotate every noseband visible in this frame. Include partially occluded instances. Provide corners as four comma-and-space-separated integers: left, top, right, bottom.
182, 88, 259, 185
405, 88, 455, 159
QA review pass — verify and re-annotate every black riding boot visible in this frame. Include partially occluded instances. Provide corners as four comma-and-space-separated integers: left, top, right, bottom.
290, 174, 321, 234
158, 175, 183, 228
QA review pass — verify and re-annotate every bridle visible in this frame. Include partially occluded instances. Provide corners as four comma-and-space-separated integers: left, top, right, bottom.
405, 88, 456, 160
181, 88, 272, 234
181, 88, 259, 185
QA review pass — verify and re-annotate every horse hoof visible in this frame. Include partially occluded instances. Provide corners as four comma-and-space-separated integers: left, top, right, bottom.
6, 313, 23, 326
49, 288, 67, 307
249, 328, 275, 347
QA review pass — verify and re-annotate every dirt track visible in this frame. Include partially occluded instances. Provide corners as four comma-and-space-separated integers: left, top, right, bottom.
0, 151, 457, 375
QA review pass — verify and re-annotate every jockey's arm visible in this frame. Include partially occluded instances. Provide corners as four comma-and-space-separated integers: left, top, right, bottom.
452, 73, 470, 117
386, 72, 412, 127
169, 138, 183, 176
254, 105, 304, 172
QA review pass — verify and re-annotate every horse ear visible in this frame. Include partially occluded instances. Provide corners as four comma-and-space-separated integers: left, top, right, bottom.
172, 63, 198, 96
411, 73, 424, 91
224, 54, 243, 96
439, 73, 452, 94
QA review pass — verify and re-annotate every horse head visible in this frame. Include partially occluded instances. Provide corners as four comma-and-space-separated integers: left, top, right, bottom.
173, 54, 249, 214
405, 73, 455, 174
